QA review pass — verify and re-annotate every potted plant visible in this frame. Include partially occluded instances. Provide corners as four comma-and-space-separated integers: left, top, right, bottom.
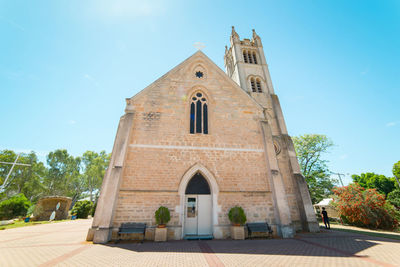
154, 206, 170, 241
228, 206, 247, 240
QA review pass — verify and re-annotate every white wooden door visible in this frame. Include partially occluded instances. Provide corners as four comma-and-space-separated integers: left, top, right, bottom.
184, 196, 197, 235
197, 195, 212, 235
184, 195, 212, 236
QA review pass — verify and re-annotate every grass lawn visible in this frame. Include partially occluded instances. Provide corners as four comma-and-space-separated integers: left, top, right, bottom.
0, 220, 68, 230
331, 227, 400, 241
318, 221, 400, 241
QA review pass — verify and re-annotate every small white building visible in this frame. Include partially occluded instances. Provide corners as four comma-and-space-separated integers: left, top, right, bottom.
314, 198, 339, 218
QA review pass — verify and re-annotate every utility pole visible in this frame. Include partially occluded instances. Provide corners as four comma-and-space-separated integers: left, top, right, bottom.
331, 172, 348, 187
0, 154, 31, 193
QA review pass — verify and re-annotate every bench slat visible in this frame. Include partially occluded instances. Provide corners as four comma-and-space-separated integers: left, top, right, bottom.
246, 222, 273, 238
118, 222, 147, 242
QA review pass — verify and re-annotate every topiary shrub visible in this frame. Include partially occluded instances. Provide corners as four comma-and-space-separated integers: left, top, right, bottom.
71, 200, 94, 219
228, 206, 247, 225
0, 194, 31, 220
155, 206, 170, 226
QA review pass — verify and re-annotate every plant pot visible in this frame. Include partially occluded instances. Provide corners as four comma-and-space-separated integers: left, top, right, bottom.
157, 224, 166, 228
155, 227, 167, 242
232, 223, 241, 227
230, 225, 245, 240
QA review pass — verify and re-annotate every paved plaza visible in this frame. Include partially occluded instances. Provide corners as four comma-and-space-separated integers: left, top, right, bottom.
1, 219, 400, 267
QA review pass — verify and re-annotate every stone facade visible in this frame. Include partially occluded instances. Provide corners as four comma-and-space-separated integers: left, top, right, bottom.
87, 28, 318, 244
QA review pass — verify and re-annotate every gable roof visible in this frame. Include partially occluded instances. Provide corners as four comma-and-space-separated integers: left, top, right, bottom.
128, 50, 264, 110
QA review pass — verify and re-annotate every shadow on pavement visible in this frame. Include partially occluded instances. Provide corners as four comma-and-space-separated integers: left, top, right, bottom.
103, 229, 399, 257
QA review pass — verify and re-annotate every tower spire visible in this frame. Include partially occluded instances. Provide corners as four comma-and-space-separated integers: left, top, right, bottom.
252, 29, 262, 46
230, 26, 240, 43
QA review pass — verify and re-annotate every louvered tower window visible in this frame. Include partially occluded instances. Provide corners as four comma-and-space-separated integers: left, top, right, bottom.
256, 79, 262, 93
250, 78, 256, 92
243, 51, 248, 63
252, 52, 257, 64
248, 51, 253, 63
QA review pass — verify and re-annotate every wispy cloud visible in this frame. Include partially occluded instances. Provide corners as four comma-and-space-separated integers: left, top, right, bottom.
0, 16, 25, 31
360, 65, 370, 76
84, 74, 99, 87
68, 120, 77, 125
386, 121, 399, 127
339, 154, 348, 160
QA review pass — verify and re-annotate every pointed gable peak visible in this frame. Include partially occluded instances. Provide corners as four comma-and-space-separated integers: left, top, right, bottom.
128, 48, 263, 111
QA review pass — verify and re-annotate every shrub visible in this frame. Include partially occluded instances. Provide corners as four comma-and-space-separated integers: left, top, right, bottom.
155, 206, 170, 225
0, 194, 31, 220
228, 206, 247, 225
91, 201, 97, 217
387, 189, 400, 209
26, 204, 36, 217
71, 200, 94, 219
333, 183, 398, 230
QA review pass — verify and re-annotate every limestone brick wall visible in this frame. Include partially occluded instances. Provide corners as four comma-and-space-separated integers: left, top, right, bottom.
218, 192, 274, 225
111, 56, 276, 233
113, 192, 180, 227
121, 149, 268, 192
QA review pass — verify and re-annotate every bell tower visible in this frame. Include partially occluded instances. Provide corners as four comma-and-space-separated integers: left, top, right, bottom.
225, 27, 320, 237
224, 27, 275, 95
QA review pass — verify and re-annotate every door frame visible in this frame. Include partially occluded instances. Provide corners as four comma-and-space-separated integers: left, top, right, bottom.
178, 163, 219, 239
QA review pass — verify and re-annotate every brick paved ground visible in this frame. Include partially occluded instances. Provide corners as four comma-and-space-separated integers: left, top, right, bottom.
1, 219, 399, 267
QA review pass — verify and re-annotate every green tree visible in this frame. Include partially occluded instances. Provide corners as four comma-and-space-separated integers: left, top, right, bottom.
393, 161, 400, 188
81, 151, 110, 202
71, 200, 94, 219
0, 193, 31, 220
387, 189, 400, 209
45, 149, 82, 199
292, 134, 336, 204
0, 150, 46, 202
351, 173, 395, 197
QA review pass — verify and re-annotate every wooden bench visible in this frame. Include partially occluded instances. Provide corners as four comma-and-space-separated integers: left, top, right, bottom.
118, 222, 146, 242
246, 222, 273, 239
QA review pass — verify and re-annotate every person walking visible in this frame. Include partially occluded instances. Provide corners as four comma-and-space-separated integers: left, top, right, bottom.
321, 207, 330, 229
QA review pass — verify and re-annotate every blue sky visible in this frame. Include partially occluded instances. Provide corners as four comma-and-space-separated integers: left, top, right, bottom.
0, 0, 399, 185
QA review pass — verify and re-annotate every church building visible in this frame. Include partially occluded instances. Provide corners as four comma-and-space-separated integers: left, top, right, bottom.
87, 27, 319, 244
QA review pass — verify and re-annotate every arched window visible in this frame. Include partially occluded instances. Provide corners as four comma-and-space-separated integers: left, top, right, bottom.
190, 92, 208, 134
256, 79, 262, 93
250, 78, 256, 92
185, 173, 210, 194
252, 52, 257, 64
248, 51, 253, 64
243, 51, 248, 63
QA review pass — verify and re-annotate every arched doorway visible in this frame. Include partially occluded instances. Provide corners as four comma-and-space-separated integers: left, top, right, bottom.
184, 172, 213, 238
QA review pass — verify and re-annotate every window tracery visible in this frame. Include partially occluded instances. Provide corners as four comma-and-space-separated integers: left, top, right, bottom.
190, 92, 208, 134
